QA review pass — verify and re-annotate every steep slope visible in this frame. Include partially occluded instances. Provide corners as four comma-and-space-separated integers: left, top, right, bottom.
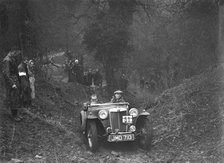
1, 57, 224, 162
151, 64, 224, 162
0, 74, 158, 163
0, 56, 153, 163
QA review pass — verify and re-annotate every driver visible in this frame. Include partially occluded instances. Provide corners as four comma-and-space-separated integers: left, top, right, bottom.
110, 90, 125, 103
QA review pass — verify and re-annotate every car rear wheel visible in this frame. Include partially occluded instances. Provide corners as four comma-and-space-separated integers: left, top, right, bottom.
86, 120, 99, 152
137, 118, 153, 150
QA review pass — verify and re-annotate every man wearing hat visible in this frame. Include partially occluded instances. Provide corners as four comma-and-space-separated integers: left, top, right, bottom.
2, 49, 23, 121
71, 59, 83, 83
110, 90, 125, 103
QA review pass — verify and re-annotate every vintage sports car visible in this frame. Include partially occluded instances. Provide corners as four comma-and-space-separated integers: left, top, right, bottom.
80, 102, 153, 152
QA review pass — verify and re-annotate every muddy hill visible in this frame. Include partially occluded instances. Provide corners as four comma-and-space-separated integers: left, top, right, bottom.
0, 72, 152, 162
151, 64, 224, 162
1, 64, 224, 163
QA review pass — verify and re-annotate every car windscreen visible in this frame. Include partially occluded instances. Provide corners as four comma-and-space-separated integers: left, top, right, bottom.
89, 103, 129, 110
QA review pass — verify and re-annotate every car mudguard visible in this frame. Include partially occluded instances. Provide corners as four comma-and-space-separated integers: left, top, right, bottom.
139, 110, 150, 116
135, 110, 150, 124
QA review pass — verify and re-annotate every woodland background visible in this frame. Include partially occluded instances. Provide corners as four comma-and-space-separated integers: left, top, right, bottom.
0, 0, 221, 92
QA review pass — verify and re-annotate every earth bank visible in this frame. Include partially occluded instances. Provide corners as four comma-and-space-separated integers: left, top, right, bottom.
1, 62, 224, 162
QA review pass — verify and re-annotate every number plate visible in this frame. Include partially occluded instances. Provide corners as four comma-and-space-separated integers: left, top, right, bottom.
108, 134, 135, 142
122, 116, 133, 124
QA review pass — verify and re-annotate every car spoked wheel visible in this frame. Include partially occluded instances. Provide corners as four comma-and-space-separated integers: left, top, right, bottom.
137, 118, 153, 150
86, 121, 99, 152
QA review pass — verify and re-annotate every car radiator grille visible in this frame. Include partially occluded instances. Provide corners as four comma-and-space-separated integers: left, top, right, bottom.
109, 111, 127, 133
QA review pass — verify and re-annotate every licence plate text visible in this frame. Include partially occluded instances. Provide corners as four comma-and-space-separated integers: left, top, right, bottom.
108, 134, 135, 142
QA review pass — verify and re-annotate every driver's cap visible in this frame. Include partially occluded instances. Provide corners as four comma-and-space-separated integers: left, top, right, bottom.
114, 90, 123, 94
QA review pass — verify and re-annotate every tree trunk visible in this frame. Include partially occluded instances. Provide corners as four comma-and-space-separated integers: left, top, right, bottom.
105, 63, 117, 94
219, 3, 224, 62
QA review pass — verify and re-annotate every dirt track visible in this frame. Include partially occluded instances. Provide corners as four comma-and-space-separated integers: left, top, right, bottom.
0, 77, 221, 163
1, 56, 223, 163
0, 78, 155, 163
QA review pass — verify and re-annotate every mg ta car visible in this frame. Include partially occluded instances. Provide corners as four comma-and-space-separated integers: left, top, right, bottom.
80, 102, 153, 152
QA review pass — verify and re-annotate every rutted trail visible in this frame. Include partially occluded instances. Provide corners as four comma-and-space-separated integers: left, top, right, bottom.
1, 54, 224, 162
0, 73, 154, 163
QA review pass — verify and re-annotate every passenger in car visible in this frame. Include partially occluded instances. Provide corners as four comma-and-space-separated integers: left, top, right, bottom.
90, 94, 98, 105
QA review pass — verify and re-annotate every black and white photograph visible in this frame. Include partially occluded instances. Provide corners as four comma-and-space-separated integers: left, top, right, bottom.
0, 0, 224, 162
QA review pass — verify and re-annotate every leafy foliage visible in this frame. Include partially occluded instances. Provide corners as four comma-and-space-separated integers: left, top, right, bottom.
83, 14, 129, 67
83, 0, 136, 90
0, 0, 220, 92
125, 0, 219, 90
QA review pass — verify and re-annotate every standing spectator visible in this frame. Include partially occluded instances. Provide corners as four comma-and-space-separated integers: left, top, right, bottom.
83, 71, 89, 85
150, 78, 156, 91
145, 81, 150, 90
67, 59, 74, 82
131, 70, 138, 87
93, 68, 102, 87
72, 59, 83, 83
27, 60, 35, 100
18, 58, 31, 107
87, 69, 93, 86
2, 49, 22, 121
75, 59, 84, 84
119, 74, 128, 91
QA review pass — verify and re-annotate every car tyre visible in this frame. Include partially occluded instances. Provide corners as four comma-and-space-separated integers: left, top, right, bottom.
137, 118, 153, 150
86, 120, 99, 152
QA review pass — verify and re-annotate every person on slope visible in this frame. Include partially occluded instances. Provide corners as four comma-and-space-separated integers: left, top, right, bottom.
2, 49, 23, 121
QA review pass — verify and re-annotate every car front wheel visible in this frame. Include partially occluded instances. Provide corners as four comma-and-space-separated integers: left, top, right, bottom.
137, 118, 153, 150
86, 120, 99, 152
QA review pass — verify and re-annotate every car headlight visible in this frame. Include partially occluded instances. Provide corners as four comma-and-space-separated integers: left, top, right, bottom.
129, 108, 138, 117
98, 110, 108, 119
